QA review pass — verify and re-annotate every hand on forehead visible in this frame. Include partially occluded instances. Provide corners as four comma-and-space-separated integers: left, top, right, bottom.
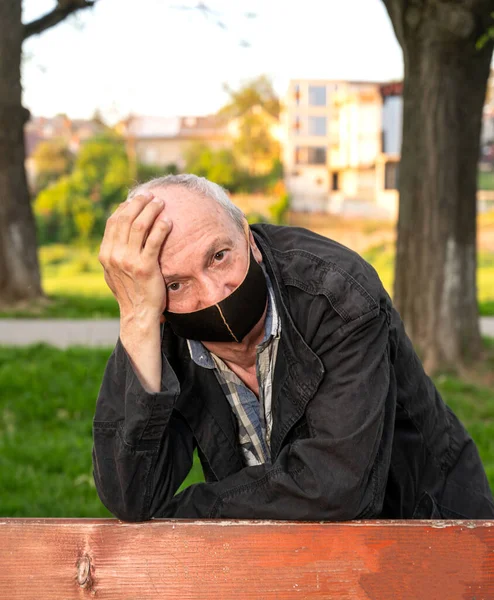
151, 186, 244, 263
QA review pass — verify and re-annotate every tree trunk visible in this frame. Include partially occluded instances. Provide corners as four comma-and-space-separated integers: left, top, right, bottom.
0, 0, 43, 304
383, 0, 494, 372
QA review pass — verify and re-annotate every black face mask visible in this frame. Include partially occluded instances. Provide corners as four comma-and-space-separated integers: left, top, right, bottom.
163, 244, 268, 343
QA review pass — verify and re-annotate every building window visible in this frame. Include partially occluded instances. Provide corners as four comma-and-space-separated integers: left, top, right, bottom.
332, 172, 340, 191
385, 161, 399, 189
309, 147, 326, 164
308, 116, 327, 136
295, 146, 327, 165
145, 147, 158, 164
293, 116, 301, 134
294, 84, 301, 105
308, 85, 326, 106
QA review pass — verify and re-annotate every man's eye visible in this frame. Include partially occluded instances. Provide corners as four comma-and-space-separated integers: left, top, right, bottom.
214, 250, 226, 261
167, 282, 181, 292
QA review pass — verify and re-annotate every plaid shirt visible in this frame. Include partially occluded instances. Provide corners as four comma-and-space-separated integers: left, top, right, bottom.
187, 271, 281, 466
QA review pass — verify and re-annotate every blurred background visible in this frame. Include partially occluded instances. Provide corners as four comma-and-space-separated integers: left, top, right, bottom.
0, 0, 493, 517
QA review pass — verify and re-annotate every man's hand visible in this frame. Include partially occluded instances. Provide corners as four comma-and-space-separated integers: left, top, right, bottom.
99, 191, 171, 392
99, 191, 171, 322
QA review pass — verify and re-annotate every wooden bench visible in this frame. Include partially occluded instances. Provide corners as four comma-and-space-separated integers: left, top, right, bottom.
1, 519, 493, 598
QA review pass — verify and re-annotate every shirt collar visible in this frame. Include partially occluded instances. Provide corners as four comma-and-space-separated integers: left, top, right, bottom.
187, 267, 280, 369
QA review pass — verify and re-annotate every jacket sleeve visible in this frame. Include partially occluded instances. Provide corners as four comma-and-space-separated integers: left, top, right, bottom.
158, 307, 396, 520
92, 338, 195, 521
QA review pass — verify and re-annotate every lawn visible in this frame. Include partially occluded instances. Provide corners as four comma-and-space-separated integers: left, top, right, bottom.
479, 170, 494, 191
0, 344, 204, 517
361, 244, 494, 315
0, 342, 493, 518
0, 239, 493, 317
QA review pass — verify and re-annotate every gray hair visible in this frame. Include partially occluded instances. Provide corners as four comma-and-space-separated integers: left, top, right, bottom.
129, 174, 245, 232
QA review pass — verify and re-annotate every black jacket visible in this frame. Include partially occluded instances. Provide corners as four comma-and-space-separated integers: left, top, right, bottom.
92, 224, 494, 521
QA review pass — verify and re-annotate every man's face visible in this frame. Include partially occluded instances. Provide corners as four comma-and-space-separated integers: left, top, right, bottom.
153, 186, 261, 314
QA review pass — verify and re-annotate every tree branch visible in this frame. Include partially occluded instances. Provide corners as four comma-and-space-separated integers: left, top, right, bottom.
23, 1, 96, 40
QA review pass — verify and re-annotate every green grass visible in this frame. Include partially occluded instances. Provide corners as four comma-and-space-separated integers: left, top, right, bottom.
479, 171, 494, 191
0, 240, 493, 318
0, 344, 204, 517
0, 244, 119, 318
0, 294, 119, 319
0, 343, 492, 517
361, 244, 494, 316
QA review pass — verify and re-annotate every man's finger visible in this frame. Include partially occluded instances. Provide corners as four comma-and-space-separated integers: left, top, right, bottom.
114, 192, 155, 247
142, 214, 173, 260
99, 201, 128, 266
128, 197, 166, 252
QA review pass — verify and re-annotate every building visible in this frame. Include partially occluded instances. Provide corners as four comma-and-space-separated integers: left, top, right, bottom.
375, 81, 402, 218
117, 115, 229, 171
283, 74, 494, 218
283, 79, 401, 216
24, 115, 105, 189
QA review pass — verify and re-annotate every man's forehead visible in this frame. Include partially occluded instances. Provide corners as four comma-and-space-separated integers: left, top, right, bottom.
152, 185, 218, 212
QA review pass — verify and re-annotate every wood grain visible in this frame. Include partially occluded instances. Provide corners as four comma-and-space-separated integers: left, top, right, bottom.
1, 519, 493, 599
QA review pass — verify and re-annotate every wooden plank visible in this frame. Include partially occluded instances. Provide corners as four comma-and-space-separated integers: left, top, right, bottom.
0, 519, 493, 599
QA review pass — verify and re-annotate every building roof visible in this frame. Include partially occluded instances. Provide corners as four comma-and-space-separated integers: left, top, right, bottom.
123, 114, 227, 140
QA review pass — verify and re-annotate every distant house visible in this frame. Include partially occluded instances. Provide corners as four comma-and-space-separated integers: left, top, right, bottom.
117, 115, 229, 171
24, 115, 105, 189
282, 79, 401, 218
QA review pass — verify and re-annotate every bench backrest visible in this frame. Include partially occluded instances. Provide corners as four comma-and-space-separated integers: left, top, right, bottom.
1, 519, 493, 598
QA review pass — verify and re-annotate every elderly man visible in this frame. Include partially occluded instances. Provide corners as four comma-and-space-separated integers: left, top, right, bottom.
93, 174, 494, 521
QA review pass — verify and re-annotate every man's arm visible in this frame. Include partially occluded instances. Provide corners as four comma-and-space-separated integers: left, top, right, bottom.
92, 337, 195, 521
93, 191, 193, 520
152, 307, 396, 521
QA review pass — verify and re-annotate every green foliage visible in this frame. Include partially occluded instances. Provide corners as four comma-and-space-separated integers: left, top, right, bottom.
184, 143, 245, 191
220, 75, 280, 120
219, 75, 281, 176
476, 12, 494, 49
32, 139, 73, 193
0, 342, 492, 517
246, 212, 269, 225
34, 134, 131, 244
74, 133, 131, 209
136, 162, 178, 182
232, 110, 280, 174
268, 181, 290, 225
184, 140, 284, 195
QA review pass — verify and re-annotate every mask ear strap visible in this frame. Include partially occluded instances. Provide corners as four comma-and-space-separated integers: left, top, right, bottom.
243, 220, 252, 268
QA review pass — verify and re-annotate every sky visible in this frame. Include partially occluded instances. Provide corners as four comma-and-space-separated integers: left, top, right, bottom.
22, 0, 404, 123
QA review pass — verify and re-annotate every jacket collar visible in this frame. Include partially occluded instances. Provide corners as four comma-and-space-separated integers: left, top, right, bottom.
252, 229, 325, 459
163, 227, 325, 467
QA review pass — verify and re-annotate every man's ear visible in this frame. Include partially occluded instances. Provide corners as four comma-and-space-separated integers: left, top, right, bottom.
248, 229, 263, 263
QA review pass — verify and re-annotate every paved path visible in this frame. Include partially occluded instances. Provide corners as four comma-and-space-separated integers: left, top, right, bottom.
1, 317, 493, 348
0, 319, 120, 348
481, 316, 494, 337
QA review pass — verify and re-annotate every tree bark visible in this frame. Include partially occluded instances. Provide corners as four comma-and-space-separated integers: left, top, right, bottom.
383, 0, 494, 372
0, 0, 97, 305
0, 0, 42, 304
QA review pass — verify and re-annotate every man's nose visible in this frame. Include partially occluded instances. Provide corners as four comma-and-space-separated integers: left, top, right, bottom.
197, 276, 231, 309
